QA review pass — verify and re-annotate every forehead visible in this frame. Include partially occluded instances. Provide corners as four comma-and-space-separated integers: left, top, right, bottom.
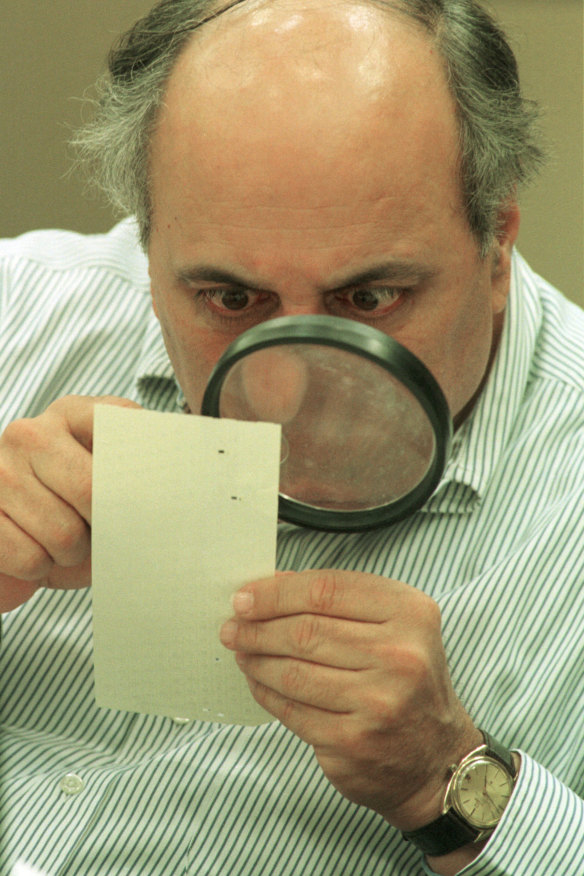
182, 0, 424, 86
149, 0, 463, 249
162, 0, 451, 129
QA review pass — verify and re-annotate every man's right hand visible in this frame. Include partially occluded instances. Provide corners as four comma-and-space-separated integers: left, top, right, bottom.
0, 395, 142, 613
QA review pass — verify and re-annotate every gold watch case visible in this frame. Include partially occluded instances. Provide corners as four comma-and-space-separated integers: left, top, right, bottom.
448, 752, 515, 831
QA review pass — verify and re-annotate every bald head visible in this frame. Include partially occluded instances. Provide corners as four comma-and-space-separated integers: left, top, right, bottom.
151, 0, 461, 220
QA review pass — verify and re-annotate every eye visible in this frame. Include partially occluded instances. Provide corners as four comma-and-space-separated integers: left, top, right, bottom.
202, 288, 252, 311
338, 286, 405, 315
198, 288, 268, 314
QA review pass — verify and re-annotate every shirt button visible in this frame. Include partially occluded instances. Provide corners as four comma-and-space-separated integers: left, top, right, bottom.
59, 773, 85, 796
172, 717, 190, 726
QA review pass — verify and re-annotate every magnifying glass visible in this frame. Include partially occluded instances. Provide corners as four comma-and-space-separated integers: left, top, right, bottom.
201, 315, 452, 531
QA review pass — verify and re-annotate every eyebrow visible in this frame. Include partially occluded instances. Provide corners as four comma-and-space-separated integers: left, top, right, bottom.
328, 260, 437, 289
177, 265, 265, 289
176, 259, 436, 291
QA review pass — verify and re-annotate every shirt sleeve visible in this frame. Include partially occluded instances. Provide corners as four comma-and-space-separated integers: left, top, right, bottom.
0, 226, 152, 429
423, 753, 584, 875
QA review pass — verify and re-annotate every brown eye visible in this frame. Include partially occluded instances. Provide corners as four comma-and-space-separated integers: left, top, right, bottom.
346, 286, 403, 313
198, 287, 273, 323
217, 289, 250, 310
351, 289, 380, 311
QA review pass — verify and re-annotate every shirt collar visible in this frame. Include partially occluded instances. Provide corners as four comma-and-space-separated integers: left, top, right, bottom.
423, 251, 542, 514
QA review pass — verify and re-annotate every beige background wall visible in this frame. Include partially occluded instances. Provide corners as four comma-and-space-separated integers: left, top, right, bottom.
1, 1, 582, 303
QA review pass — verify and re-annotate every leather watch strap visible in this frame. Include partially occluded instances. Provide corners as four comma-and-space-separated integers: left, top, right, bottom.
402, 809, 479, 857
483, 730, 517, 776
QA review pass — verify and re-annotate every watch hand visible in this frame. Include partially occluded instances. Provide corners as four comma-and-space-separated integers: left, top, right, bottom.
482, 791, 501, 819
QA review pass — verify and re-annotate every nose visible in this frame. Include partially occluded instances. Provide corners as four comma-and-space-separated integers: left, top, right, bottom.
275, 297, 330, 319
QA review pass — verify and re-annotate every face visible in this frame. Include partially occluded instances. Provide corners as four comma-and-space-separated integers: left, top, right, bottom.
148, 0, 519, 425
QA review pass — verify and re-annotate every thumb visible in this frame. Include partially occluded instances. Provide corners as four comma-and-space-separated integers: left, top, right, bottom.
61, 395, 143, 453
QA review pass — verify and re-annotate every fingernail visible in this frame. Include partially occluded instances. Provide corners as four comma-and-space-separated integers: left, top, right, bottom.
220, 620, 238, 647
232, 590, 254, 616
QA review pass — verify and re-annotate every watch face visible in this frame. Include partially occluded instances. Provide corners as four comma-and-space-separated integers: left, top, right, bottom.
452, 756, 514, 830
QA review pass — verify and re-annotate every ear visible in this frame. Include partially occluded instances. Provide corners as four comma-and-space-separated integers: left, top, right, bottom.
490, 200, 521, 315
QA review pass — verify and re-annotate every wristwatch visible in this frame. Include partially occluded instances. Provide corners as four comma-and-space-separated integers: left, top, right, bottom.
403, 730, 518, 857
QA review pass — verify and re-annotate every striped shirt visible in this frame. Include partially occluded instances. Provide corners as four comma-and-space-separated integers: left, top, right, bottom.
0, 219, 582, 875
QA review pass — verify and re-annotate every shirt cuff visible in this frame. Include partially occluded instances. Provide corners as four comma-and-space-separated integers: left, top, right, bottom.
422, 752, 584, 875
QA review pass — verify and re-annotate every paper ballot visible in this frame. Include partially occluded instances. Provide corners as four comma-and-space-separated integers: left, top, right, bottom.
91, 405, 281, 725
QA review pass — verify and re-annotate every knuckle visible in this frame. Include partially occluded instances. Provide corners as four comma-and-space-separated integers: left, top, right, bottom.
17, 551, 52, 581
70, 470, 93, 516
45, 395, 90, 436
400, 647, 430, 684
3, 544, 51, 581
49, 518, 89, 564
362, 689, 401, 731
47, 394, 82, 414
241, 619, 262, 651
0, 457, 20, 492
373, 635, 433, 695
371, 633, 396, 665
281, 696, 301, 727
291, 615, 322, 653
2, 416, 42, 451
0, 513, 51, 580
281, 660, 307, 696
308, 571, 340, 613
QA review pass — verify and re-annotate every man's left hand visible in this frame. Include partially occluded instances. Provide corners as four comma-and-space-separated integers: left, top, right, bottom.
220, 569, 482, 832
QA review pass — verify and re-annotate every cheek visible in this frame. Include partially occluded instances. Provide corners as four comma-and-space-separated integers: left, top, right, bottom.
436, 292, 495, 416
401, 283, 495, 419
152, 292, 226, 410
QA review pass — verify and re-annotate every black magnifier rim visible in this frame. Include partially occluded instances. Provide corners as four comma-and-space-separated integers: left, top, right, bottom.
201, 315, 452, 532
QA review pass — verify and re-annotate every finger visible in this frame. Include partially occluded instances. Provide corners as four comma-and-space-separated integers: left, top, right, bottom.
0, 509, 91, 586
29, 433, 93, 526
220, 614, 376, 669
47, 553, 91, 590
0, 574, 41, 612
0, 464, 91, 567
35, 396, 142, 521
46, 394, 143, 453
233, 569, 403, 623
0, 511, 53, 580
0, 553, 91, 613
243, 675, 351, 745
236, 652, 357, 713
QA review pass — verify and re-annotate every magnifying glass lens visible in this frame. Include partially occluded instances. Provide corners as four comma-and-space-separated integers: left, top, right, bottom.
201, 315, 452, 531
218, 344, 435, 511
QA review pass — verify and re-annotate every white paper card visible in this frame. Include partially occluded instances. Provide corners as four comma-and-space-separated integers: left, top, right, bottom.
91, 406, 281, 725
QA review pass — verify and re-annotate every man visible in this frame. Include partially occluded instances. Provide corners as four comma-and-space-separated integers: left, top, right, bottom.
0, 1, 582, 874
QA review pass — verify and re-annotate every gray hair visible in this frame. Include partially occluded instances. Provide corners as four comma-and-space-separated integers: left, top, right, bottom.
72, 0, 545, 254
